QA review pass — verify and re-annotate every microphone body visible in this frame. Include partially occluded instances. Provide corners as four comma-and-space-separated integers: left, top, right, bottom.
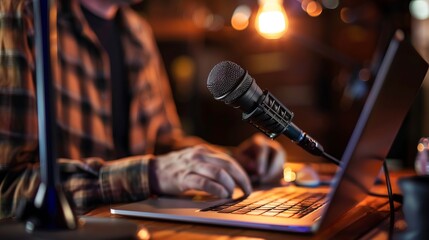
207, 61, 324, 156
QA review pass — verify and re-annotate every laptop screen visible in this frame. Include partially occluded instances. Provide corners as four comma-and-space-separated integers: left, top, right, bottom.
318, 30, 428, 230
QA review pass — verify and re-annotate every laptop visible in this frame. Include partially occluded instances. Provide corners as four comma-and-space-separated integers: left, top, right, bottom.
111, 30, 428, 233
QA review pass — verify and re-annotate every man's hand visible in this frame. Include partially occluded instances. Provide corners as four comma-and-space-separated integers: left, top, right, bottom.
232, 133, 286, 184
150, 145, 252, 198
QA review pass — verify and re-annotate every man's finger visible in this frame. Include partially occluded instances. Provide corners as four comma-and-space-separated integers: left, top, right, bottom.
262, 148, 286, 183
191, 162, 236, 196
183, 173, 229, 198
202, 153, 252, 196
255, 140, 269, 177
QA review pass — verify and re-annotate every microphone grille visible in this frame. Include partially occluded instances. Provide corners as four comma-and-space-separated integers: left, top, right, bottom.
207, 61, 252, 103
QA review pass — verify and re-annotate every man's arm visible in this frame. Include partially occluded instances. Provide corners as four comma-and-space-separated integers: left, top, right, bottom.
0, 1, 155, 218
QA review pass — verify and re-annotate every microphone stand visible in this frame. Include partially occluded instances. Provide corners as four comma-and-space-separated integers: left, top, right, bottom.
0, 1, 144, 239
26, 0, 77, 230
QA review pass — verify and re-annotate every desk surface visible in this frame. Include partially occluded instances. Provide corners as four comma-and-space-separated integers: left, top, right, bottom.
86, 170, 414, 240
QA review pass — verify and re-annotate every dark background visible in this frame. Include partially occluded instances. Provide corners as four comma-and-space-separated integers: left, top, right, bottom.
132, 0, 426, 167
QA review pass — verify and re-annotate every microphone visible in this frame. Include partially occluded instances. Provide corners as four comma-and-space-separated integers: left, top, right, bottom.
207, 61, 325, 157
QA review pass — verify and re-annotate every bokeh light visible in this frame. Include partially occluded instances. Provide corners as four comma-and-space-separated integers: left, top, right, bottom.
321, 0, 339, 9
306, 1, 323, 17
283, 167, 297, 182
231, 5, 252, 31
340, 7, 354, 23
410, 0, 429, 20
418, 143, 425, 152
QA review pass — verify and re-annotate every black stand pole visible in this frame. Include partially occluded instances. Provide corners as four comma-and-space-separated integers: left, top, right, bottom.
0, 0, 144, 238
26, 0, 77, 230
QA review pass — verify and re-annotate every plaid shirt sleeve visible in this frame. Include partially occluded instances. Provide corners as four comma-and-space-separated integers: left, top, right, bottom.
59, 155, 153, 215
0, 1, 156, 218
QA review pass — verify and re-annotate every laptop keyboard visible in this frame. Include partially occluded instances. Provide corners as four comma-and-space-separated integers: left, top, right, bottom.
201, 190, 327, 219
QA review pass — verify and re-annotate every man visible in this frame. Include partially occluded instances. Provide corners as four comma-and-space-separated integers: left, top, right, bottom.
0, 0, 286, 217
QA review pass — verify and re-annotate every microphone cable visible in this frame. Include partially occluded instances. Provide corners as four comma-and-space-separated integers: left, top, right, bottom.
321, 151, 341, 166
382, 161, 395, 240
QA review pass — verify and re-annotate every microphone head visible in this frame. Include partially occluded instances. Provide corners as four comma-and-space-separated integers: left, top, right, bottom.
207, 61, 253, 104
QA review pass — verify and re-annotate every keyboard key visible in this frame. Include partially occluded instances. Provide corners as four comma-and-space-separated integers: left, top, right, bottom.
262, 211, 280, 216
246, 210, 267, 215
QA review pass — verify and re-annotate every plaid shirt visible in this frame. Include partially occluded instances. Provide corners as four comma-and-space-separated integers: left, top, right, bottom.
0, 0, 202, 217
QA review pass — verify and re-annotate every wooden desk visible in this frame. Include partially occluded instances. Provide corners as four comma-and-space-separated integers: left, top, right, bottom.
86, 170, 414, 240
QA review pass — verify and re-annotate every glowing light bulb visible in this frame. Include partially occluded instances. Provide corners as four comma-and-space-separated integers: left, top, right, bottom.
255, 0, 288, 39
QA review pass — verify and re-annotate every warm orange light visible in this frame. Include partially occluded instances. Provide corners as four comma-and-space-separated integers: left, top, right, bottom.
283, 167, 296, 182
306, 1, 323, 17
231, 5, 251, 31
301, 0, 312, 11
137, 227, 150, 240
340, 7, 353, 23
418, 143, 425, 152
255, 0, 288, 39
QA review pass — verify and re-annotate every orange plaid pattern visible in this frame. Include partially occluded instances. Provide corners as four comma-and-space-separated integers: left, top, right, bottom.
0, 0, 201, 217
